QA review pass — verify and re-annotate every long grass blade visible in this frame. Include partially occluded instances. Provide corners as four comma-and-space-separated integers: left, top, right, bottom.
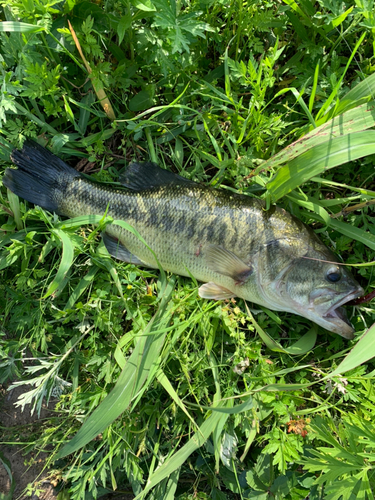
156, 369, 198, 430
0, 21, 45, 33
335, 73, 375, 116
246, 303, 317, 354
311, 176, 375, 197
315, 32, 366, 121
253, 325, 375, 393
267, 130, 375, 200
290, 87, 316, 127
57, 214, 112, 229
0, 452, 15, 500
252, 100, 375, 178
64, 265, 99, 311
287, 192, 375, 251
67, 20, 116, 121
323, 323, 375, 379
96, 240, 126, 302
55, 277, 175, 460
309, 62, 320, 112
6, 190, 22, 230
43, 229, 75, 299
134, 404, 231, 499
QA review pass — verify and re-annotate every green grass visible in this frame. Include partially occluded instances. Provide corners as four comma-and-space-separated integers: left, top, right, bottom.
1, 0, 375, 499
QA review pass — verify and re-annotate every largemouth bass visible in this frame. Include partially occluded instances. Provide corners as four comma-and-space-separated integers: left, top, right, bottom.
3, 141, 363, 338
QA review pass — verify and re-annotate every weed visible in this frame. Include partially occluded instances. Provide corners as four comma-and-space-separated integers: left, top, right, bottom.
1, 1, 375, 499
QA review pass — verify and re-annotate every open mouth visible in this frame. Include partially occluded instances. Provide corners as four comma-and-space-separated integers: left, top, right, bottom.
323, 288, 364, 337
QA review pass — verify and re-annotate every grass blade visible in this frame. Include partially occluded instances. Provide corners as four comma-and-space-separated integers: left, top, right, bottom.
224, 45, 234, 103
315, 32, 366, 121
335, 72, 375, 116
188, 397, 254, 414
57, 214, 112, 229
96, 240, 127, 303
328, 219, 375, 251
324, 323, 375, 379
287, 192, 375, 251
164, 469, 180, 500
43, 229, 75, 299
246, 303, 317, 354
267, 131, 375, 201
55, 277, 175, 460
0, 21, 45, 33
134, 404, 231, 499
290, 87, 316, 128
156, 369, 198, 430
282, 0, 311, 22
311, 176, 375, 197
309, 62, 320, 112
0, 452, 15, 500
284, 326, 318, 355
6, 190, 22, 230
67, 20, 116, 121
254, 100, 375, 177
64, 265, 99, 311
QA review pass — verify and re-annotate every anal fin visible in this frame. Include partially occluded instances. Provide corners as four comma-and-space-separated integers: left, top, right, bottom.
199, 282, 235, 300
102, 232, 144, 265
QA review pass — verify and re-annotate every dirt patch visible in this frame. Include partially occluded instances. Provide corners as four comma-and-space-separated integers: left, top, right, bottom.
0, 385, 59, 500
0, 386, 135, 500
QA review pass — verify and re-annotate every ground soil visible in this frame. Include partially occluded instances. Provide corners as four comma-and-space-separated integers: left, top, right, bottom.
0, 385, 135, 500
0, 385, 59, 500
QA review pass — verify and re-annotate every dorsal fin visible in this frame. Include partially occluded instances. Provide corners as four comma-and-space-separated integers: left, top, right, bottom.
119, 162, 194, 190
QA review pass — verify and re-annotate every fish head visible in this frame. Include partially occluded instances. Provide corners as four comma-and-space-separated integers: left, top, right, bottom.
258, 238, 363, 338
280, 256, 363, 338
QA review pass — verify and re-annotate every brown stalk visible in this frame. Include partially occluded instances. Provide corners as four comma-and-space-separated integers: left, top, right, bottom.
68, 20, 116, 121
332, 199, 375, 218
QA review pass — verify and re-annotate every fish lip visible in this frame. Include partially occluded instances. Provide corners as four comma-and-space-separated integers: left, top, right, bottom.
324, 288, 364, 317
322, 287, 364, 338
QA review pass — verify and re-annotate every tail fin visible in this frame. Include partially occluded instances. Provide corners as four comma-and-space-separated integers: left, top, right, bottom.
3, 141, 80, 213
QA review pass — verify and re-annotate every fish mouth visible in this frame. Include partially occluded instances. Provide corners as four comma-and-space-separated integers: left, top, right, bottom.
322, 287, 364, 339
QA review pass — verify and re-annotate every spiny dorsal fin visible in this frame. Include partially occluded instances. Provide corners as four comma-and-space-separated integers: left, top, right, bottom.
205, 245, 253, 285
119, 162, 194, 190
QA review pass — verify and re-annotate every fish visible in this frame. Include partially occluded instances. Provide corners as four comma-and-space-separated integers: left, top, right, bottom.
3, 141, 363, 339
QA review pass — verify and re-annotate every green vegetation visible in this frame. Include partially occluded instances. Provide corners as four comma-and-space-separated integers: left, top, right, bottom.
1, 0, 375, 498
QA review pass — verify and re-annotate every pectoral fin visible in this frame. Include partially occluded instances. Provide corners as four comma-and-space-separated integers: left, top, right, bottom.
206, 245, 252, 284
199, 282, 235, 300
102, 232, 144, 265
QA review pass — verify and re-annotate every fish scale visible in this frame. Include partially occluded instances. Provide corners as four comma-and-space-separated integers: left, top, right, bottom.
3, 140, 364, 338
59, 178, 291, 282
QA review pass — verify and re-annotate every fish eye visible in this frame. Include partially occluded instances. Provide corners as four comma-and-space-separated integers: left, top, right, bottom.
326, 266, 341, 283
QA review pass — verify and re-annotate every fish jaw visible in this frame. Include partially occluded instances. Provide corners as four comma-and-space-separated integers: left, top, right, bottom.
308, 286, 364, 339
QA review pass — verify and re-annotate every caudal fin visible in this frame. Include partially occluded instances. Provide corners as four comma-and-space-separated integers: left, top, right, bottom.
3, 141, 79, 213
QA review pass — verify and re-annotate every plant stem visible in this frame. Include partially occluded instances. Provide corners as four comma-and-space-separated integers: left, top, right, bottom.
14, 101, 59, 135
145, 127, 157, 162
